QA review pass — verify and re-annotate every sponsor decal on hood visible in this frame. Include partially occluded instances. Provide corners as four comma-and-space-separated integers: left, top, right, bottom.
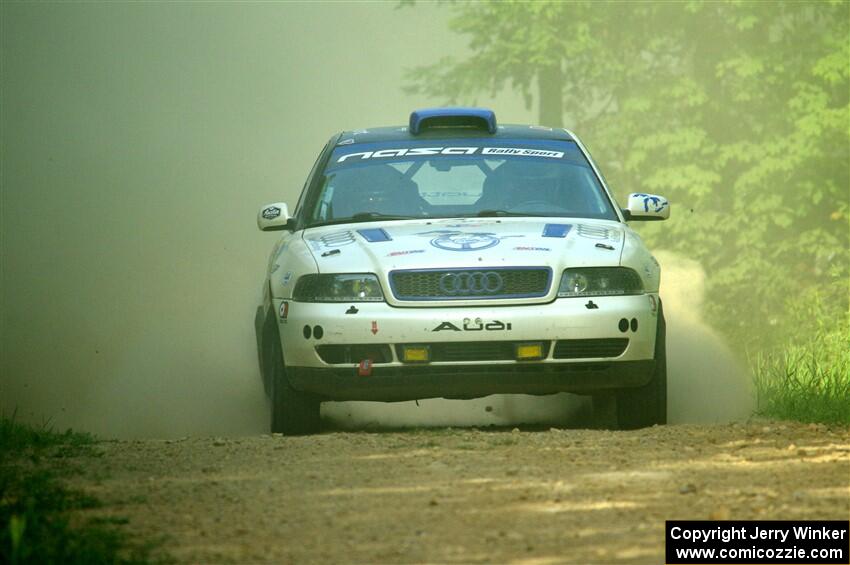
416, 230, 523, 252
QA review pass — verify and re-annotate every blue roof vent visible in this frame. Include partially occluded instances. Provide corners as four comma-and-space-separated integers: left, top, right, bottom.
409, 107, 497, 135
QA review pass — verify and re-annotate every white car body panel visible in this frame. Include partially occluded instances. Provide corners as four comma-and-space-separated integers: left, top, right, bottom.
274, 295, 657, 368
264, 215, 661, 369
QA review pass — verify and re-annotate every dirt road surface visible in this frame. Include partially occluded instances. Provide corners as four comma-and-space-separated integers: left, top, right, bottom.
70, 422, 849, 564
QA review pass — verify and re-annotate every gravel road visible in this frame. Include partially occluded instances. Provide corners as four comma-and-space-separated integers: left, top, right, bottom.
70, 422, 849, 564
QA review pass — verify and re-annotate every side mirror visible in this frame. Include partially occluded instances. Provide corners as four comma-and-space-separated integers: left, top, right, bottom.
257, 202, 292, 231
624, 193, 670, 221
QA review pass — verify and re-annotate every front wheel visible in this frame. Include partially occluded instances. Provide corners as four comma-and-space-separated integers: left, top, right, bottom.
270, 339, 321, 435
615, 303, 667, 429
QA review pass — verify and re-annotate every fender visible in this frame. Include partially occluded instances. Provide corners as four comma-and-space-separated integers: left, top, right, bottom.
255, 283, 280, 397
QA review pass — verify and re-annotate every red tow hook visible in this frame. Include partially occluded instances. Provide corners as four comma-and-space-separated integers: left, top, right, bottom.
358, 359, 373, 377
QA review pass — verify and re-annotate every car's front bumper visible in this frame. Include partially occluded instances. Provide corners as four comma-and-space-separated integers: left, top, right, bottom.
273, 293, 659, 401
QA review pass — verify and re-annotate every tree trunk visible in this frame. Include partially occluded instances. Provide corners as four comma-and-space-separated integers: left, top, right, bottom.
538, 63, 564, 127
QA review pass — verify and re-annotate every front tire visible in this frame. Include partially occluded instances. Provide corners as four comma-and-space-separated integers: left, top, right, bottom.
270, 338, 321, 435
615, 303, 667, 429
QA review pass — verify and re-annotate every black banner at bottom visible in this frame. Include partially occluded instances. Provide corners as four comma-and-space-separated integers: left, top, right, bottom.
666, 521, 849, 564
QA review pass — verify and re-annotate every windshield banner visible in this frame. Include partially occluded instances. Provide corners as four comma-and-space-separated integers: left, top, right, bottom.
327, 139, 587, 171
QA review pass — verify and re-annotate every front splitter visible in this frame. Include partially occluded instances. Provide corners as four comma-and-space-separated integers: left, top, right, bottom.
287, 360, 655, 402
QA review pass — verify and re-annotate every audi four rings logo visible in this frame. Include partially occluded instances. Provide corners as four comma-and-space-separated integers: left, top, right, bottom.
439, 271, 504, 295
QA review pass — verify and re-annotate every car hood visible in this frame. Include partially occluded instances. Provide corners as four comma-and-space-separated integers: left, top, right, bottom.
303, 217, 625, 274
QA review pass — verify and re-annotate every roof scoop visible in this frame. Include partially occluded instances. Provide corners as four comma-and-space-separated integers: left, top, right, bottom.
409, 107, 497, 135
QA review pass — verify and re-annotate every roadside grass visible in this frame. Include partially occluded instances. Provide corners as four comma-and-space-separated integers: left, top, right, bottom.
0, 415, 161, 564
753, 318, 850, 425
1, 416, 96, 455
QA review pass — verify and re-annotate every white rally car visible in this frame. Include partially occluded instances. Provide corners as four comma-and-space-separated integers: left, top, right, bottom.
255, 108, 670, 434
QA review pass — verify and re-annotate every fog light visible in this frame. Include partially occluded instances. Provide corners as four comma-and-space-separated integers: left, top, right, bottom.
402, 346, 430, 363
516, 343, 544, 360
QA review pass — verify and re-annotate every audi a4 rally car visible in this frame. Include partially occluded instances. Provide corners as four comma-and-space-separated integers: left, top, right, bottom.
255, 108, 670, 434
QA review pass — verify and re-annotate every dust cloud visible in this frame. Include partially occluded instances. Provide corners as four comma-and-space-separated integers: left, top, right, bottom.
0, 2, 468, 439
659, 251, 753, 424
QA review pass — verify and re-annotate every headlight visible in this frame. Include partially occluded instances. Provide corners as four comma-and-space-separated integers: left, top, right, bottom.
293, 274, 385, 302
557, 268, 643, 297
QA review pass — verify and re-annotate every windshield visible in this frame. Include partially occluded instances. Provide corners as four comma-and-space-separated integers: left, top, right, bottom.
307, 138, 618, 226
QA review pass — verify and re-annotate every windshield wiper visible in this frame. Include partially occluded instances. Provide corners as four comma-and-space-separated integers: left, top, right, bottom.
349, 212, 417, 222
307, 212, 418, 229
476, 209, 547, 217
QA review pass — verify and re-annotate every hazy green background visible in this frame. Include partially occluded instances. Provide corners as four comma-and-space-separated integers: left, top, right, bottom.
405, 1, 849, 353
2, 2, 845, 436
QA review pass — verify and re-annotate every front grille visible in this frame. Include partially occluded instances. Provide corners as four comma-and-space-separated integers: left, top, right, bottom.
396, 341, 551, 363
390, 268, 551, 300
316, 344, 393, 364
553, 339, 628, 359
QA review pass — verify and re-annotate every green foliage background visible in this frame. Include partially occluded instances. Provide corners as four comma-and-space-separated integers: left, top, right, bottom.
405, 0, 849, 353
